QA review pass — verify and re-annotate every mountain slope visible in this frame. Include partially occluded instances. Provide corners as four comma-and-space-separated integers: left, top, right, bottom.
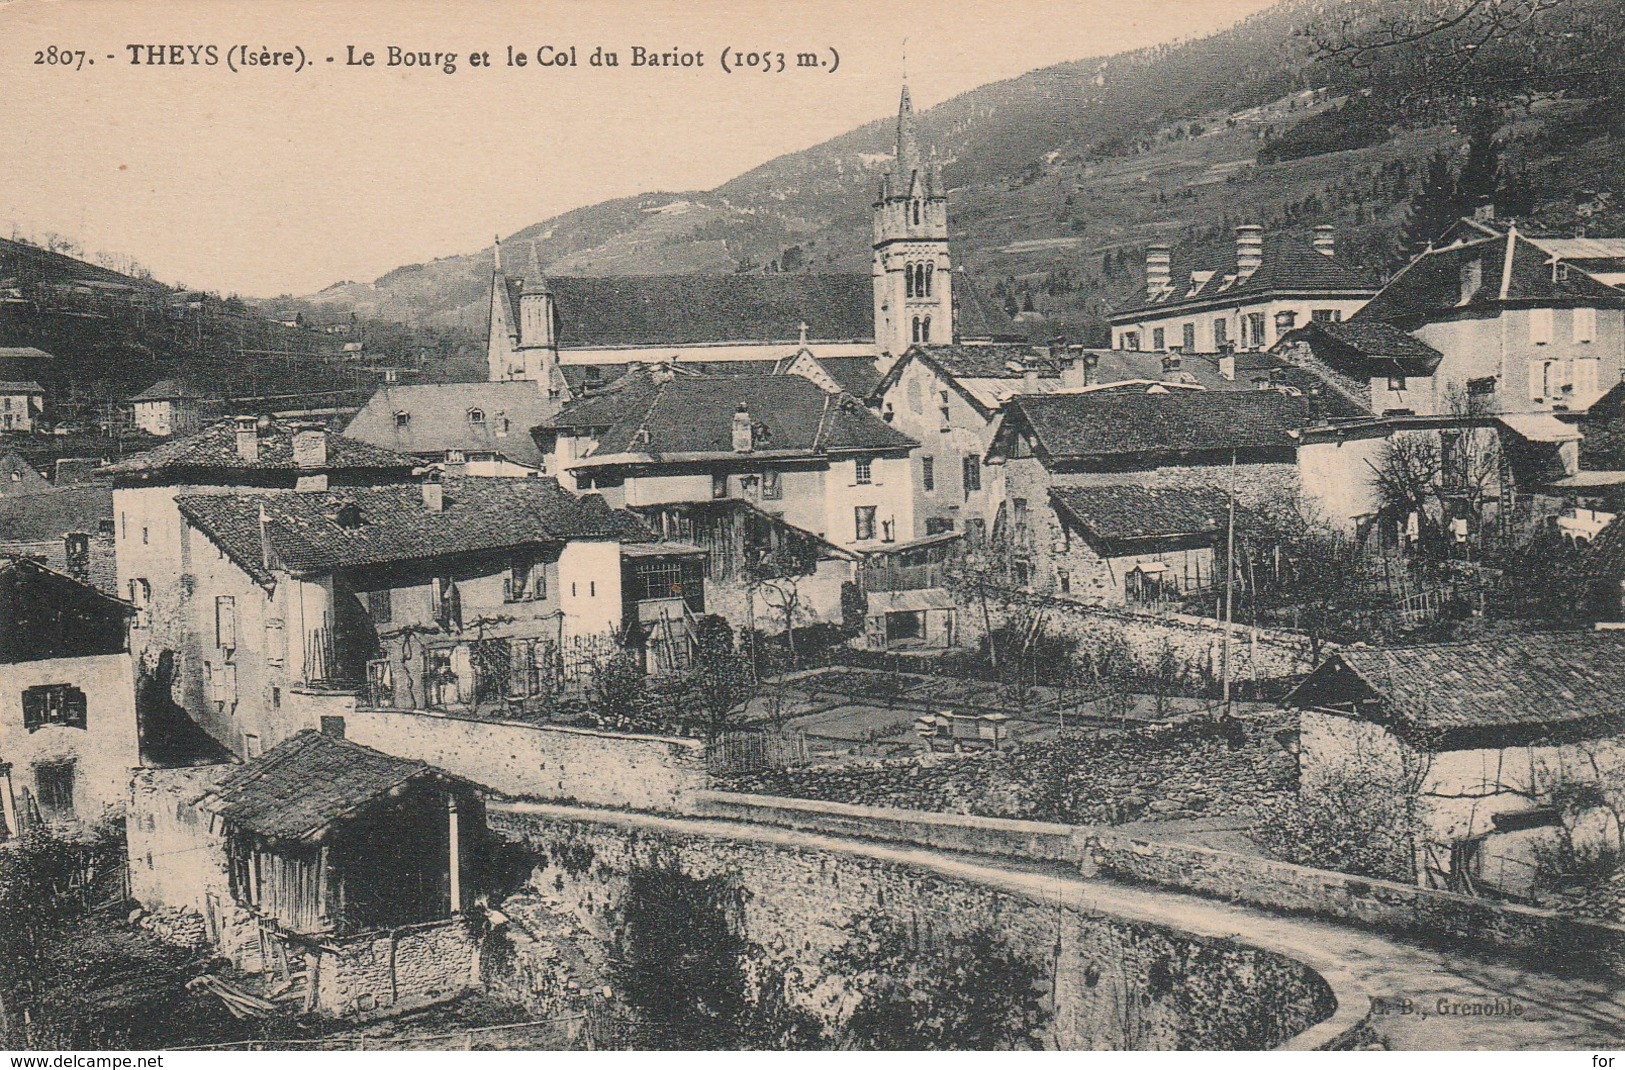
277, 0, 1625, 345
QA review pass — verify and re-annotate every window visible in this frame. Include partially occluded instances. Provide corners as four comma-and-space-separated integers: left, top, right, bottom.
906, 265, 915, 298
494, 411, 511, 435
1244, 312, 1267, 348
1531, 360, 1553, 400
923, 263, 934, 297
445, 449, 465, 464
467, 408, 485, 428
1275, 310, 1298, 333
22, 684, 87, 732
1151, 327, 1165, 352
912, 199, 921, 225
712, 472, 728, 499
367, 588, 393, 623
925, 517, 955, 535
1123, 331, 1140, 352
1058, 569, 1071, 595
215, 595, 237, 649
1574, 307, 1597, 344
1182, 323, 1196, 352
1212, 319, 1228, 348
34, 761, 74, 816
762, 469, 782, 500
393, 410, 410, 430
1387, 376, 1407, 392
633, 562, 684, 601
1575, 357, 1599, 400
128, 578, 151, 629
507, 555, 539, 602
921, 456, 935, 493
962, 455, 982, 494
854, 458, 873, 485
740, 474, 762, 500
1312, 309, 1341, 323
939, 391, 951, 429
142, 525, 149, 545
1530, 308, 1553, 345
854, 506, 877, 541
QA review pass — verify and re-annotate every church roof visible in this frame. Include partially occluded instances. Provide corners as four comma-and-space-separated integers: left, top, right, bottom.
501, 273, 875, 348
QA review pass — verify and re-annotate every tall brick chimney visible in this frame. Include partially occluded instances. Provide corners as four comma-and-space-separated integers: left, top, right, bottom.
1145, 245, 1171, 297
292, 423, 328, 493
732, 404, 753, 453
1313, 224, 1336, 259
421, 470, 444, 513
233, 415, 259, 464
1235, 225, 1264, 276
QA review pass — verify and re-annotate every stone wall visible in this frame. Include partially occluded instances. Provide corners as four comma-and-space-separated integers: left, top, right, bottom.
310, 919, 478, 1019
487, 804, 1339, 1050
966, 595, 1318, 686
694, 790, 1085, 863
1088, 830, 1625, 971
342, 707, 707, 811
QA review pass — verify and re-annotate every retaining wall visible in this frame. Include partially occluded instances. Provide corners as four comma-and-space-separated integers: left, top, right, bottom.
342, 707, 707, 812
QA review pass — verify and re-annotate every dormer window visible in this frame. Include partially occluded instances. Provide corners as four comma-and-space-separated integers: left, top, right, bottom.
1459, 258, 1483, 304
393, 410, 410, 430
467, 407, 485, 428
494, 411, 510, 435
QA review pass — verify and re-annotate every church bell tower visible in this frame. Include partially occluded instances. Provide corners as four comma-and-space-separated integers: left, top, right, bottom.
873, 83, 952, 366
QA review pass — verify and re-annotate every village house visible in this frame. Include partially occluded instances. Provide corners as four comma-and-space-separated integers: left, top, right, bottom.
536, 370, 916, 633
0, 556, 138, 838
1109, 225, 1376, 354
0, 484, 118, 594
161, 471, 653, 757
1286, 632, 1625, 899
128, 731, 485, 1018
0, 450, 49, 497
1273, 319, 1447, 417
986, 386, 1310, 602
1352, 223, 1625, 417
484, 85, 1012, 399
0, 347, 53, 433
128, 378, 216, 438
343, 381, 558, 477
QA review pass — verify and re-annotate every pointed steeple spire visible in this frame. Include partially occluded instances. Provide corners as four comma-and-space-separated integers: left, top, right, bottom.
521, 241, 550, 296
493, 235, 502, 275
894, 83, 921, 185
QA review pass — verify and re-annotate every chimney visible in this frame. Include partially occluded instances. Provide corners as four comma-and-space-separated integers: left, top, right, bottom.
63, 532, 90, 583
233, 415, 259, 464
732, 403, 753, 452
1219, 345, 1236, 382
1235, 225, 1264, 276
1145, 245, 1171, 297
1313, 224, 1336, 259
292, 423, 327, 470
258, 503, 275, 572
1161, 353, 1181, 376
421, 471, 444, 513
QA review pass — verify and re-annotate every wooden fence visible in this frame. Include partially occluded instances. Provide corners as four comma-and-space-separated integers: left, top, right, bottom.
706, 729, 810, 775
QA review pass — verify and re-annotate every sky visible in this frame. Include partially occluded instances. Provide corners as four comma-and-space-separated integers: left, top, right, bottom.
0, 0, 1280, 298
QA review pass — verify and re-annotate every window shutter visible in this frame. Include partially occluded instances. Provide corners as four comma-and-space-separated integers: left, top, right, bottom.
1574, 307, 1597, 343
215, 596, 237, 649
1529, 362, 1545, 400
1530, 308, 1553, 345
22, 688, 44, 732
265, 618, 286, 665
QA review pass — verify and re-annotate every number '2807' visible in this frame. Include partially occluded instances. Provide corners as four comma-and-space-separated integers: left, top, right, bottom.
34, 47, 90, 71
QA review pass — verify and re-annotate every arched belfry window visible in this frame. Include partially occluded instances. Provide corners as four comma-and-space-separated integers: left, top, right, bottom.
912, 199, 921, 225
924, 263, 934, 297
912, 317, 922, 343
906, 265, 915, 299
921, 315, 932, 342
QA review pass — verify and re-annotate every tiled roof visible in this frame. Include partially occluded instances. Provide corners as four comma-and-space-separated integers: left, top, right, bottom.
1284, 320, 1442, 370
503, 273, 875, 347
1356, 231, 1625, 326
0, 486, 113, 541
177, 476, 652, 584
557, 356, 883, 402
1289, 632, 1625, 734
202, 731, 448, 841
1050, 484, 1230, 543
1002, 387, 1310, 461
911, 344, 1049, 380
546, 371, 915, 458
1114, 233, 1375, 319
0, 380, 44, 394
0, 451, 49, 496
344, 382, 556, 468
102, 418, 419, 479
128, 378, 213, 403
